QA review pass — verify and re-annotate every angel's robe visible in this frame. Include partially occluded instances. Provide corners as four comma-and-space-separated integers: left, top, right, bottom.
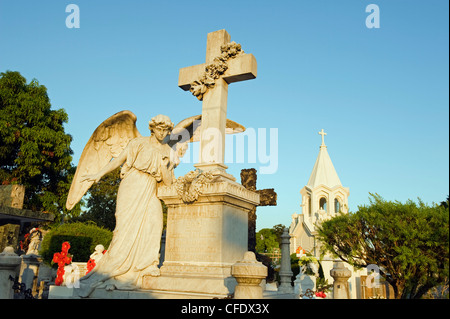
77, 136, 173, 297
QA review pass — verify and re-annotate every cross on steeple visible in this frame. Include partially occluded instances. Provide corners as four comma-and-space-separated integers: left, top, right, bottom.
319, 129, 327, 147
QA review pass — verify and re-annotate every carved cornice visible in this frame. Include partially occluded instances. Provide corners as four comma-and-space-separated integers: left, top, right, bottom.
159, 178, 260, 208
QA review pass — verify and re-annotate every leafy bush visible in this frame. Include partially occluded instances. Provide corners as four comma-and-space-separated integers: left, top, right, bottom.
40, 222, 113, 265
317, 193, 449, 299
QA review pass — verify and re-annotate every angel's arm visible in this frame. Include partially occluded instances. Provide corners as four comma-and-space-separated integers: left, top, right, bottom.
82, 148, 127, 183
159, 156, 174, 186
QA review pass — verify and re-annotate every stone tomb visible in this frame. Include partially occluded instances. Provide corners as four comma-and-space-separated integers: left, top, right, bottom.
143, 180, 259, 296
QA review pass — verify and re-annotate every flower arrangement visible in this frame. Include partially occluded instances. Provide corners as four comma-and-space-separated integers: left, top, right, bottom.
315, 291, 327, 298
296, 245, 306, 256
298, 254, 319, 276
19, 233, 29, 252
86, 258, 96, 275
52, 241, 72, 286
316, 276, 333, 295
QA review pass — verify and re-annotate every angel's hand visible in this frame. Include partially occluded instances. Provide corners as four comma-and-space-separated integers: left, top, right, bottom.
81, 173, 102, 184
162, 156, 175, 170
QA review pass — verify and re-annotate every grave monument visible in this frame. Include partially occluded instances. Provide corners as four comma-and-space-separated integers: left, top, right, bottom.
142, 29, 260, 297
51, 29, 262, 299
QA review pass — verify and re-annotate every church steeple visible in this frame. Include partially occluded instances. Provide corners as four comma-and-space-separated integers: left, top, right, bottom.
290, 129, 350, 255
307, 129, 342, 189
300, 129, 350, 230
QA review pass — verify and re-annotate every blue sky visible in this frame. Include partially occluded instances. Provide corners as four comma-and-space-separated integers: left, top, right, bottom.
1, 0, 448, 230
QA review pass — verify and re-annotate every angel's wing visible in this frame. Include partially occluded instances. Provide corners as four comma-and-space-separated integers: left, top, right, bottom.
167, 115, 245, 165
66, 110, 141, 210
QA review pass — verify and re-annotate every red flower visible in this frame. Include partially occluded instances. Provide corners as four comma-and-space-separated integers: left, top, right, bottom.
61, 242, 71, 253
52, 252, 62, 263
55, 276, 64, 286
315, 291, 326, 298
52, 242, 72, 286
86, 258, 96, 275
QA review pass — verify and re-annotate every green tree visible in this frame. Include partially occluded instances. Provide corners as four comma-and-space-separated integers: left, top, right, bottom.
272, 224, 286, 245
317, 193, 449, 299
440, 195, 449, 209
256, 228, 279, 253
76, 167, 122, 230
0, 71, 79, 222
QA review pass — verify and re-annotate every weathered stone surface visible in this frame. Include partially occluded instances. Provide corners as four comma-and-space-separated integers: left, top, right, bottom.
178, 29, 257, 171
232, 251, 267, 299
330, 261, 352, 299
0, 185, 25, 209
0, 247, 22, 299
142, 180, 259, 296
0, 224, 20, 254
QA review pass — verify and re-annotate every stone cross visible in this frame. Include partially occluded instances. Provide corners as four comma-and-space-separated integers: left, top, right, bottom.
178, 30, 257, 174
319, 129, 327, 146
240, 168, 277, 252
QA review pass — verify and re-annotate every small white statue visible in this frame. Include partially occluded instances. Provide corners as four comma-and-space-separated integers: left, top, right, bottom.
26, 228, 42, 256
89, 244, 105, 265
63, 263, 81, 288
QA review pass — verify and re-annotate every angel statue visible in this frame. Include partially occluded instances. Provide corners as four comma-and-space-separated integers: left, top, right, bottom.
65, 110, 244, 297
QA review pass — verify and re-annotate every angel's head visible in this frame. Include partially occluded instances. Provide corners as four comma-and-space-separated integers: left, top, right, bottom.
149, 114, 174, 142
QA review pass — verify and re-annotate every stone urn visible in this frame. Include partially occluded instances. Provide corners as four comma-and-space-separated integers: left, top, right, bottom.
232, 251, 267, 299
330, 261, 352, 299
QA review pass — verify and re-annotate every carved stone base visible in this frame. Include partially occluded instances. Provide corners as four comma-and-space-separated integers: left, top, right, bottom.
142, 179, 259, 296
143, 261, 237, 295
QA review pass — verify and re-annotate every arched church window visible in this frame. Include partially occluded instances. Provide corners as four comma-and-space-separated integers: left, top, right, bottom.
319, 197, 327, 212
308, 196, 312, 217
335, 198, 341, 213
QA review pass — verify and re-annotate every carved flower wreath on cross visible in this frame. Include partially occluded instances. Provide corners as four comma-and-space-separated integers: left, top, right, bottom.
174, 169, 215, 203
190, 41, 244, 101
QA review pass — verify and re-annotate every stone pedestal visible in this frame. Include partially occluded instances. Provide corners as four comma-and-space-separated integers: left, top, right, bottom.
19, 254, 41, 293
330, 261, 351, 299
142, 179, 259, 297
232, 251, 267, 299
0, 247, 22, 299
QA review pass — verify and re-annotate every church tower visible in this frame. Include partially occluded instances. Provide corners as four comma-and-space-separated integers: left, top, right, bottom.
290, 129, 350, 255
